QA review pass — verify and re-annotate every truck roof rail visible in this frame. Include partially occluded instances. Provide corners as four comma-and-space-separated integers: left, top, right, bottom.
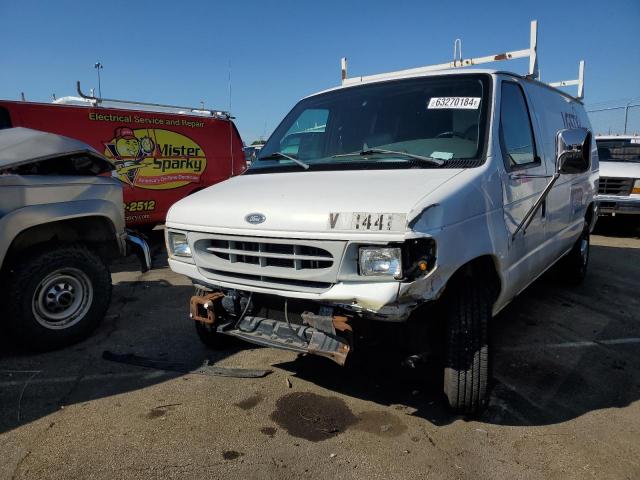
75, 81, 232, 118
340, 20, 585, 100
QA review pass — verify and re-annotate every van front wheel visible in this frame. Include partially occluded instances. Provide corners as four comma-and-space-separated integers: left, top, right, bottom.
443, 279, 491, 415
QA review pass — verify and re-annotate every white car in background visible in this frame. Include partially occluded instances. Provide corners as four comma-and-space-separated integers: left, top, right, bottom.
595, 135, 640, 216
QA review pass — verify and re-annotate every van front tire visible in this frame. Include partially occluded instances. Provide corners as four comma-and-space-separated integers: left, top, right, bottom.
443, 276, 491, 415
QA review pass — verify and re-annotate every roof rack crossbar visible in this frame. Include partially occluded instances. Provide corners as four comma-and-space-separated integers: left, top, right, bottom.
341, 20, 540, 87
548, 60, 585, 100
76, 81, 232, 118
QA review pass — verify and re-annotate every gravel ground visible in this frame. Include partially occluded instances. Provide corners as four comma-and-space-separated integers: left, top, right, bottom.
1, 220, 639, 480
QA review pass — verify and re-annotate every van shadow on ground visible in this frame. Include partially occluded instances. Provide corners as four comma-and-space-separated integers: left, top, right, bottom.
1, 229, 638, 433
273, 240, 640, 427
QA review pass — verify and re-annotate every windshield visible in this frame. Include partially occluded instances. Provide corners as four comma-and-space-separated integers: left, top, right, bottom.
596, 138, 640, 163
249, 74, 491, 173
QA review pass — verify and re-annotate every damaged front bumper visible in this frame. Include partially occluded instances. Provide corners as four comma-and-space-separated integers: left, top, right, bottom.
170, 258, 442, 322
171, 258, 403, 318
190, 292, 352, 365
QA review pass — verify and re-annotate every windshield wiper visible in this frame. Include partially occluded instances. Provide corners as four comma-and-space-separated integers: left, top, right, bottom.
257, 152, 310, 170
332, 149, 444, 166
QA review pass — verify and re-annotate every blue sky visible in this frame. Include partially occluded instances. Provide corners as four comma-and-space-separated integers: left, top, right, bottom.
1, 0, 639, 141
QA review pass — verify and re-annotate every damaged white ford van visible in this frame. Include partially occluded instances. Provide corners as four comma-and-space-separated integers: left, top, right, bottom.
166, 22, 598, 413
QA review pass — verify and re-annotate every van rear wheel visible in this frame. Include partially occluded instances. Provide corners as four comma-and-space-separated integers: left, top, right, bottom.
561, 221, 590, 285
443, 277, 491, 415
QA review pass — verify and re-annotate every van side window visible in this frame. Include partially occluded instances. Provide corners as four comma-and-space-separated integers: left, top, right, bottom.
499, 82, 537, 168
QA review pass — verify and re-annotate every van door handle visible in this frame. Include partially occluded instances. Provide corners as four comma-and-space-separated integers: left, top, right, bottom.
541, 199, 546, 218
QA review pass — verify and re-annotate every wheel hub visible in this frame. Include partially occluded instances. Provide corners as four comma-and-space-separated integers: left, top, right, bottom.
33, 268, 93, 330
45, 282, 75, 311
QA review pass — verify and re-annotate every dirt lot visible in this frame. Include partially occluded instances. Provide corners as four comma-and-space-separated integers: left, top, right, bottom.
1, 220, 639, 480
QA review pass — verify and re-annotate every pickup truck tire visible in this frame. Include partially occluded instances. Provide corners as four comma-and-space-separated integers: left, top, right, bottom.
561, 221, 590, 285
193, 287, 232, 349
443, 276, 490, 415
6, 244, 112, 351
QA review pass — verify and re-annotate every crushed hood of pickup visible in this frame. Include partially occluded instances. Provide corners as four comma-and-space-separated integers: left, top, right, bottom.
0, 127, 114, 174
167, 168, 463, 233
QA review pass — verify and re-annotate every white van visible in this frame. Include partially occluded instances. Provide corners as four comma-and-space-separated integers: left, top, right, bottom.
595, 135, 640, 215
166, 22, 598, 413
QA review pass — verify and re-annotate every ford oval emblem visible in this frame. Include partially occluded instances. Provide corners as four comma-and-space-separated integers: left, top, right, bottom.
245, 213, 266, 225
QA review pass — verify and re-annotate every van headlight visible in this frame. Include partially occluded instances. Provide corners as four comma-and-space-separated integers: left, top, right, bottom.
359, 247, 402, 278
633, 179, 640, 194
167, 231, 192, 258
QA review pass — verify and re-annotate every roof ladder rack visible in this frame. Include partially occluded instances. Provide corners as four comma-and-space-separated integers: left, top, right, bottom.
340, 21, 586, 100
341, 20, 540, 86
75, 81, 232, 118
548, 60, 585, 100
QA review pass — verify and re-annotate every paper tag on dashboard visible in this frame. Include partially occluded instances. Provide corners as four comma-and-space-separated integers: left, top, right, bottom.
428, 97, 481, 109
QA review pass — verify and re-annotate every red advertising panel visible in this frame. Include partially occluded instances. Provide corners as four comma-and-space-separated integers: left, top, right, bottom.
0, 100, 245, 227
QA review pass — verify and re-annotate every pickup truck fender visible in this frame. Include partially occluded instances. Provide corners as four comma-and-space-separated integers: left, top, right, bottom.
0, 199, 126, 271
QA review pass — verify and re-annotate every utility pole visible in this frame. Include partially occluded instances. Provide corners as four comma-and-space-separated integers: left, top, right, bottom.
624, 100, 632, 135
94, 62, 103, 98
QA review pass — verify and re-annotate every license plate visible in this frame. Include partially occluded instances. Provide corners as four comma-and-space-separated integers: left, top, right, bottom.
328, 212, 406, 231
352, 213, 394, 231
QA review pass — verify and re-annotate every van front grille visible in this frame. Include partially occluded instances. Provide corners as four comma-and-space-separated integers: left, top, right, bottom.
204, 239, 333, 270
598, 177, 633, 196
189, 233, 346, 292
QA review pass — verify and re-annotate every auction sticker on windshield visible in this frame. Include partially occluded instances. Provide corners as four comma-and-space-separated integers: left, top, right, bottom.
328, 212, 406, 231
428, 97, 481, 109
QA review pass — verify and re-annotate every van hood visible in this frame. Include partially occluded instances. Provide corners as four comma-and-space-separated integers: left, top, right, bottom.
599, 160, 640, 179
167, 168, 463, 234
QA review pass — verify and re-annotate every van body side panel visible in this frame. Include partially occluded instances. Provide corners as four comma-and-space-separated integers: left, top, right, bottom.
0, 100, 246, 227
522, 82, 597, 262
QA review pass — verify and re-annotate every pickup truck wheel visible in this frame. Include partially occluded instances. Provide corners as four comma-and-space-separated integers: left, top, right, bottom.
6, 244, 112, 350
561, 221, 589, 285
443, 278, 490, 415
193, 287, 232, 349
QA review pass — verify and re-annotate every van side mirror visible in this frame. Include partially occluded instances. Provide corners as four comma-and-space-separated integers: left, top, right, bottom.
556, 128, 591, 174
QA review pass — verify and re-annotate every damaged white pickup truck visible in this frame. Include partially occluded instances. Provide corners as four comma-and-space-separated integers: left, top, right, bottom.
166, 31, 598, 413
